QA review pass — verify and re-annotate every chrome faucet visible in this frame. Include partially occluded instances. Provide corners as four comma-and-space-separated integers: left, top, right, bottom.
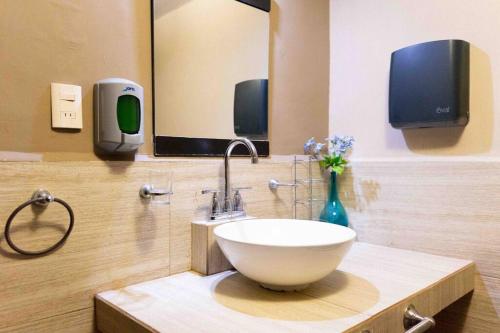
223, 138, 259, 213
202, 138, 258, 220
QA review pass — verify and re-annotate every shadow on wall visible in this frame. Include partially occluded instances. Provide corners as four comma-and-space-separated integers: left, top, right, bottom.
431, 275, 500, 332
388, 45, 494, 155
338, 168, 380, 213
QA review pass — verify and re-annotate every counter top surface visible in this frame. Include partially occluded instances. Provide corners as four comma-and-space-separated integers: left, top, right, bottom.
96, 242, 475, 333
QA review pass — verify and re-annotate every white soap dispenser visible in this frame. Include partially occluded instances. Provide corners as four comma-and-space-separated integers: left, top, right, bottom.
93, 78, 144, 153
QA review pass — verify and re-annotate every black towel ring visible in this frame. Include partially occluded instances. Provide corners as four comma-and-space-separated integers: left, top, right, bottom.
4, 190, 74, 256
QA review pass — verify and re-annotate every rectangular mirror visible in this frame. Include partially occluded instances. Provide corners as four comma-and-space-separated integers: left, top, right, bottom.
152, 0, 270, 156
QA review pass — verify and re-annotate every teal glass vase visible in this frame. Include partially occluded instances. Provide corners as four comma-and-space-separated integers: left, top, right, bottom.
319, 172, 348, 227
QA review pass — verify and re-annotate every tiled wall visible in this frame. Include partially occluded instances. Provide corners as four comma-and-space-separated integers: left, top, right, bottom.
0, 158, 295, 332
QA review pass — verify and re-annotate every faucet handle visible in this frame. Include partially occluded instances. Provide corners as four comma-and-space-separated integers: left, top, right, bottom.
231, 187, 252, 212
201, 189, 222, 217
232, 186, 252, 192
201, 189, 221, 195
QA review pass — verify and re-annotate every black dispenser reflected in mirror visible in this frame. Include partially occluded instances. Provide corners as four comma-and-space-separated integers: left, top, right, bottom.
234, 79, 268, 139
389, 39, 470, 129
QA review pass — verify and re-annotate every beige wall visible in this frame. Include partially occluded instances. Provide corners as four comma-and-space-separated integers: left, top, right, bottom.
270, 0, 330, 154
330, 0, 499, 158
0, 0, 330, 159
0, 0, 153, 159
154, 0, 269, 139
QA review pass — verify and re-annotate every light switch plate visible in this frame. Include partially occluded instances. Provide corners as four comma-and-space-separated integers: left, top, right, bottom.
51, 83, 82, 129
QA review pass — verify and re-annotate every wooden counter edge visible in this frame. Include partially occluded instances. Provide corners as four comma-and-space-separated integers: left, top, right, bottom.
95, 295, 158, 333
346, 262, 476, 333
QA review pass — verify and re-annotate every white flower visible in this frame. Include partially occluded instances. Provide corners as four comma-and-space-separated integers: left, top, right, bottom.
313, 143, 325, 155
327, 135, 354, 156
304, 137, 326, 157
304, 137, 317, 155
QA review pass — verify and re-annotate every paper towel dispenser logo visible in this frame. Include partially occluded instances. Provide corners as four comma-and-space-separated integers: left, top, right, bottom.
436, 106, 451, 114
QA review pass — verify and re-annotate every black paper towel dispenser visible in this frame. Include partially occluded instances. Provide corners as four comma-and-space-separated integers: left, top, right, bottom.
234, 79, 268, 139
389, 39, 470, 129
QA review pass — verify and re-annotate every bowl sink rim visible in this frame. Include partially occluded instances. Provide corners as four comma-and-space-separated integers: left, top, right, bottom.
213, 219, 356, 248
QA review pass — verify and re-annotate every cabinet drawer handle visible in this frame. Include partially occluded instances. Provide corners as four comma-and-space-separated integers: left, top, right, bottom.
404, 304, 436, 333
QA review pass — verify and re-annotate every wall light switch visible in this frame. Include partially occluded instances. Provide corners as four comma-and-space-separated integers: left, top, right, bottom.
51, 83, 82, 129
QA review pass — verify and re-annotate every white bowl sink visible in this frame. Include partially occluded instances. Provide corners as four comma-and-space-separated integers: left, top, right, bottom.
214, 219, 356, 291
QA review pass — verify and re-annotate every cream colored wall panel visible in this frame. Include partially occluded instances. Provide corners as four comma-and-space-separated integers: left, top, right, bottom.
0, 158, 294, 332
330, 0, 500, 158
0, 162, 171, 331
0, 307, 95, 333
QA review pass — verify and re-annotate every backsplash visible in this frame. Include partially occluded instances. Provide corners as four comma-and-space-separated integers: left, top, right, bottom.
339, 160, 500, 332
0, 158, 295, 332
4, 158, 496, 332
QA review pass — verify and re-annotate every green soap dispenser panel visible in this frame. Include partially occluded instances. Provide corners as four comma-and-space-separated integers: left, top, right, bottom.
93, 78, 144, 153
117, 95, 141, 134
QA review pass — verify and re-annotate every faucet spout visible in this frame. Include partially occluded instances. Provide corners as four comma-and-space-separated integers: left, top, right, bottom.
224, 138, 258, 213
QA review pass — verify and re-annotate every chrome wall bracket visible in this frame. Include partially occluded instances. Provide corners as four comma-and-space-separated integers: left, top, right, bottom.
268, 179, 298, 190
139, 184, 173, 202
31, 189, 54, 207
404, 304, 436, 333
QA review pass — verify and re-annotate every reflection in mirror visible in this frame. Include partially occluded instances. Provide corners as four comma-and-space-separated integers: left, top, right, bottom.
152, 0, 270, 156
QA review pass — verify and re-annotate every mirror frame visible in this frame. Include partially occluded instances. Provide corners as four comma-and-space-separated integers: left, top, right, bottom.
151, 0, 271, 157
